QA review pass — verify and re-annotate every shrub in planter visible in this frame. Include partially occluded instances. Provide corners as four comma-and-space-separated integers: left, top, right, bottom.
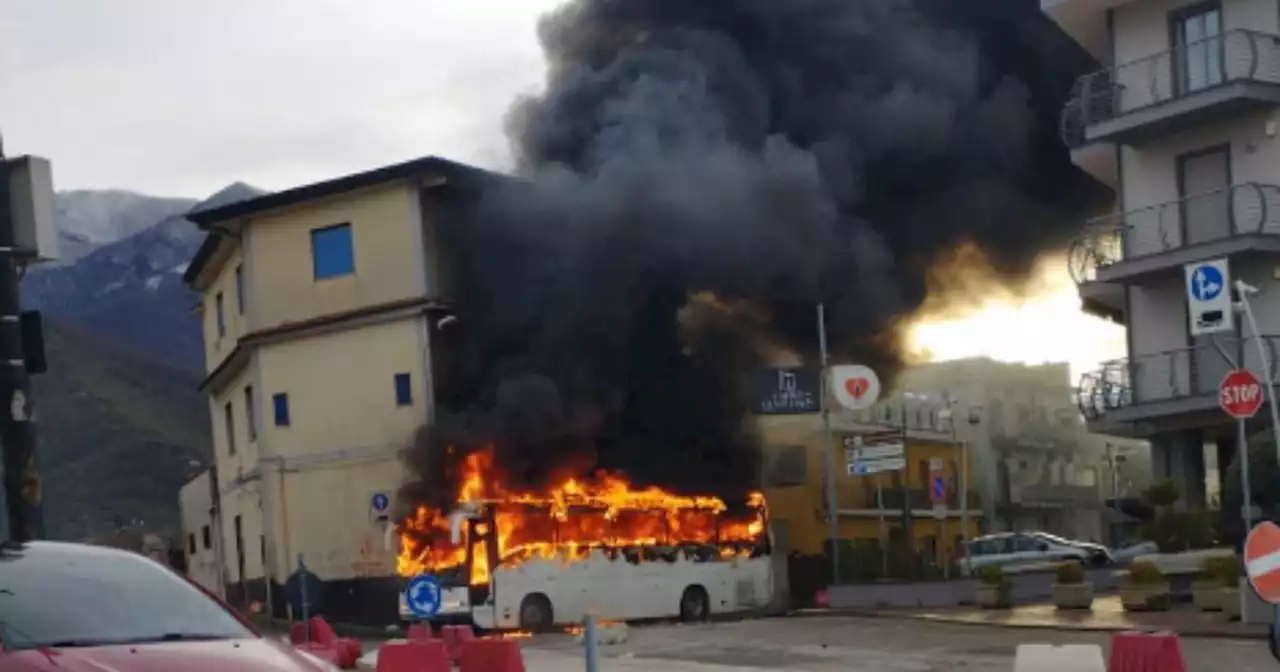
1121, 560, 1170, 612
1051, 561, 1093, 610
1193, 558, 1227, 612
1215, 555, 1243, 620
974, 565, 1012, 609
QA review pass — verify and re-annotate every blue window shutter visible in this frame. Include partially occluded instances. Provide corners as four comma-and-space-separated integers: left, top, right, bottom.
311, 224, 355, 279
272, 393, 291, 427
394, 373, 412, 406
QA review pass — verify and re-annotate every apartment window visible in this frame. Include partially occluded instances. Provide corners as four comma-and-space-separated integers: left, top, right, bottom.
394, 372, 413, 406
1172, 3, 1223, 95
224, 401, 236, 456
244, 385, 257, 441
768, 445, 808, 487
233, 515, 245, 579
202, 525, 211, 549
311, 223, 355, 279
917, 459, 929, 487
1178, 146, 1231, 247
215, 292, 226, 337
234, 265, 245, 314
188, 533, 197, 555
273, 392, 291, 427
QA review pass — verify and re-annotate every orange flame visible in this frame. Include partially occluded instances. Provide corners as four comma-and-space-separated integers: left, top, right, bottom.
396, 447, 767, 585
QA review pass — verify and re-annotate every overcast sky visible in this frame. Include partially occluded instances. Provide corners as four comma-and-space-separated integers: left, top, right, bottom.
0, 0, 564, 199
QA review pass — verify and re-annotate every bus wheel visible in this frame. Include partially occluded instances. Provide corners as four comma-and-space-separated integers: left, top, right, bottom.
518, 593, 554, 632
679, 585, 709, 622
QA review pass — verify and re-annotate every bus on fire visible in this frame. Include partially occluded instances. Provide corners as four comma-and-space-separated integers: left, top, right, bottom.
396, 492, 773, 630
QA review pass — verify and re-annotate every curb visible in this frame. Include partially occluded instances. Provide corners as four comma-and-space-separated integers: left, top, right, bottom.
802, 608, 1267, 640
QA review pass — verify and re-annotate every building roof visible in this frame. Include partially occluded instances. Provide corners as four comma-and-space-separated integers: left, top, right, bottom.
181, 155, 504, 286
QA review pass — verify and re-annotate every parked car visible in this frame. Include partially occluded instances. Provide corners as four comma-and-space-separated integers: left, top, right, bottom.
1109, 539, 1160, 565
0, 541, 338, 671
959, 531, 1112, 576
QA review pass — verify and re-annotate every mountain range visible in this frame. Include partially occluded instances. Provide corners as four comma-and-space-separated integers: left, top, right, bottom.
14, 184, 263, 539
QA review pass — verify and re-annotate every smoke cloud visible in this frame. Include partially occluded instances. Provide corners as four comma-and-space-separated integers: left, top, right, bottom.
401, 0, 1105, 512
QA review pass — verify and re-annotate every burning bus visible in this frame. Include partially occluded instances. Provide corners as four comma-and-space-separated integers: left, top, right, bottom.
396, 449, 772, 630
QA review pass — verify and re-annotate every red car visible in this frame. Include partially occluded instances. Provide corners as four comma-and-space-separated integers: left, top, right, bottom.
0, 541, 339, 671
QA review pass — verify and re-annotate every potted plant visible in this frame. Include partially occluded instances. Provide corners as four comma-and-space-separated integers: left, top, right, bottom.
1051, 561, 1093, 610
1192, 557, 1224, 612
1121, 560, 1170, 612
1219, 555, 1243, 620
975, 565, 1012, 609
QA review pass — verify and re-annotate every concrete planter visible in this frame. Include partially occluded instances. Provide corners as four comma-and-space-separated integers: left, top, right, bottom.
1222, 587, 1242, 620
975, 583, 1012, 609
1192, 582, 1223, 612
1051, 582, 1094, 610
1120, 583, 1171, 612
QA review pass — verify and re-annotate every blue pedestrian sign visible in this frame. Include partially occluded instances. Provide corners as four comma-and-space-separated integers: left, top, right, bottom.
1184, 258, 1232, 336
931, 475, 947, 504
404, 574, 442, 619
371, 493, 390, 512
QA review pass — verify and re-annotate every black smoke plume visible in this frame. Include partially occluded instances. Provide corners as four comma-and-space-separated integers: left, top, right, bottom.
400, 0, 1108, 514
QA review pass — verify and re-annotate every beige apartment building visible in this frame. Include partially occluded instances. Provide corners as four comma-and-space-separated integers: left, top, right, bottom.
178, 156, 492, 625
1051, 0, 1280, 512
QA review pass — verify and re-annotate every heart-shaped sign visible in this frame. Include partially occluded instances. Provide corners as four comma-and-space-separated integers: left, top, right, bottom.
845, 377, 870, 399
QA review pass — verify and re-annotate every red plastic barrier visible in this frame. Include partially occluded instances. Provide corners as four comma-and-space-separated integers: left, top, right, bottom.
459, 638, 525, 672
307, 617, 362, 669
377, 639, 450, 672
407, 623, 433, 641
289, 621, 311, 645
295, 641, 343, 666
441, 625, 476, 662
814, 589, 829, 608
1107, 631, 1187, 672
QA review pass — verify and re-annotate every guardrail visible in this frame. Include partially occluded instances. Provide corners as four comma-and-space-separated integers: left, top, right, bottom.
1067, 183, 1280, 283
1076, 336, 1280, 418
1060, 29, 1280, 148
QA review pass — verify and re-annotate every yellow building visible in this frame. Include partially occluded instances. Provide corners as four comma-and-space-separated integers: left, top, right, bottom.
180, 156, 493, 624
759, 407, 982, 575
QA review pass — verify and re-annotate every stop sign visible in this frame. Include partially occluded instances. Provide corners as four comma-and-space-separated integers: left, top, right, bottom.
1220, 368, 1264, 419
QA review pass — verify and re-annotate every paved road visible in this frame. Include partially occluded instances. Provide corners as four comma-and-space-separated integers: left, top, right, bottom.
509, 615, 1276, 671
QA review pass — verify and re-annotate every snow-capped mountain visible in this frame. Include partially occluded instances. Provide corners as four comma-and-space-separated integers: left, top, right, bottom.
53, 190, 197, 264
23, 183, 266, 369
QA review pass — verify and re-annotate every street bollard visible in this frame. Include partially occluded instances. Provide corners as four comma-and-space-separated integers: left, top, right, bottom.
583, 615, 599, 672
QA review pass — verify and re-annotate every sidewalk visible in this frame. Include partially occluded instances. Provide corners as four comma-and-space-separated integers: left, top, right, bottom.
825, 596, 1271, 639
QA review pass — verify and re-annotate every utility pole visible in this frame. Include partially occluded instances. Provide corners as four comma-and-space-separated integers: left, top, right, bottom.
0, 135, 43, 542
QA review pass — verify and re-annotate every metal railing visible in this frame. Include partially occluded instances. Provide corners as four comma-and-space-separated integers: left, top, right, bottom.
852, 488, 981, 511
1067, 183, 1280, 283
1005, 484, 1100, 506
1076, 336, 1280, 418
1061, 29, 1280, 148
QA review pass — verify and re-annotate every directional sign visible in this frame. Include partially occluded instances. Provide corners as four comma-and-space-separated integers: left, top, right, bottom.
1185, 259, 1232, 336
370, 492, 392, 523
1220, 368, 1263, 419
831, 365, 881, 411
404, 574, 443, 619
842, 431, 904, 475
1246, 521, 1280, 604
931, 475, 947, 504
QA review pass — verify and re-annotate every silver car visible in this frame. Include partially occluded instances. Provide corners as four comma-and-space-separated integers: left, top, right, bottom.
959, 532, 1110, 576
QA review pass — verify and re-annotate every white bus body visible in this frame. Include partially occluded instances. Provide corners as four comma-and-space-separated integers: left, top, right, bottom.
401, 549, 772, 628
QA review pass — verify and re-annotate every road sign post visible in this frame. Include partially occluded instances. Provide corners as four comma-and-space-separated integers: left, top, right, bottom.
1221, 366, 1262, 591
1186, 259, 1232, 337
1246, 521, 1280, 629
404, 574, 443, 621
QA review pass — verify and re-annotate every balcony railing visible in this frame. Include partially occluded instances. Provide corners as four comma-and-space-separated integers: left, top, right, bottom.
1077, 336, 1280, 418
1061, 29, 1280, 148
1067, 183, 1280, 283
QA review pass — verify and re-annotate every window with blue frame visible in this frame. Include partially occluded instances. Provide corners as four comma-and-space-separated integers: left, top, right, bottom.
394, 373, 413, 406
272, 393, 291, 427
311, 223, 355, 279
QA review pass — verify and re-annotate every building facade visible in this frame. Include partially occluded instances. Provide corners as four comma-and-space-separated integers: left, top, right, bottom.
180, 156, 489, 625
1050, 0, 1280, 511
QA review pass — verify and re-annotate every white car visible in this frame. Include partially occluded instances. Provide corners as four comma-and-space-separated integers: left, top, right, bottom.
959, 532, 1112, 576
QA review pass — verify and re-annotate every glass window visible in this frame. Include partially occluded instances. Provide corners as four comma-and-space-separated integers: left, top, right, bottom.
0, 543, 253, 651
201, 526, 211, 550
272, 393, 290, 427
1013, 534, 1043, 552
311, 224, 355, 279
1174, 6, 1223, 93
394, 373, 413, 406
223, 402, 235, 456
214, 292, 225, 337
234, 265, 244, 314
989, 536, 1014, 554
243, 386, 256, 442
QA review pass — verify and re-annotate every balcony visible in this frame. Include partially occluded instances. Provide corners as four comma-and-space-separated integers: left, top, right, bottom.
1067, 183, 1280, 291
846, 488, 982, 512
1076, 336, 1280, 431
1061, 30, 1280, 148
